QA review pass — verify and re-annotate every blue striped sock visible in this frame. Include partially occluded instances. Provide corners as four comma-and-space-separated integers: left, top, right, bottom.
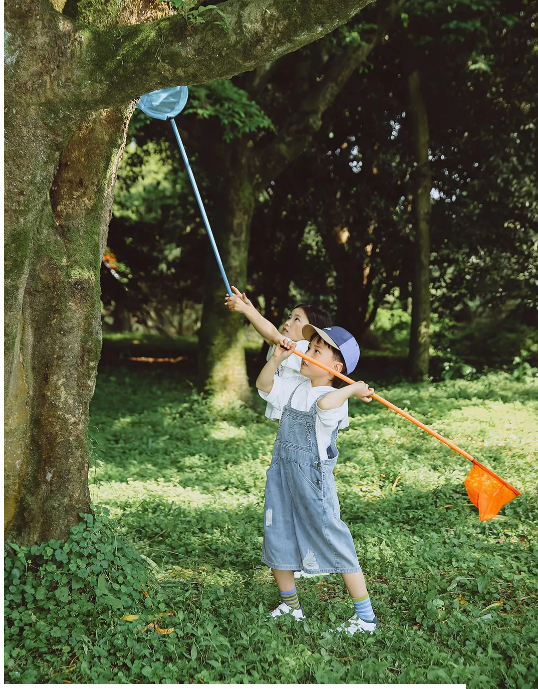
352, 594, 375, 621
280, 588, 301, 611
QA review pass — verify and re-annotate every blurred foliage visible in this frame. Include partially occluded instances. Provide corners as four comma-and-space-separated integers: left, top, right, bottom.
106, 0, 537, 354
184, 81, 273, 142
251, 0, 537, 334
106, 79, 273, 334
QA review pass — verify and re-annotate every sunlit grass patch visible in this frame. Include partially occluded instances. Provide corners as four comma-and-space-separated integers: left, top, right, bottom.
6, 366, 537, 685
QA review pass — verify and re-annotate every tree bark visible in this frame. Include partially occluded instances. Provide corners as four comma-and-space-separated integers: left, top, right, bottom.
408, 69, 432, 381
197, 144, 254, 403
5, 87, 133, 541
320, 226, 378, 337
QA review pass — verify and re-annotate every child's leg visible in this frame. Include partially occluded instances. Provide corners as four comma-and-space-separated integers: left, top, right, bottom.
342, 572, 376, 622
272, 569, 301, 611
272, 569, 295, 591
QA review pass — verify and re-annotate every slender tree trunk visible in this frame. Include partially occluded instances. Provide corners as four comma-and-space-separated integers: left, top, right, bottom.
198, 145, 254, 403
320, 228, 377, 338
408, 69, 432, 381
334, 255, 377, 338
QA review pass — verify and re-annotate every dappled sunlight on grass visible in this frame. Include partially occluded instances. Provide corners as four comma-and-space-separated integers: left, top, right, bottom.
209, 421, 248, 441
83, 365, 538, 685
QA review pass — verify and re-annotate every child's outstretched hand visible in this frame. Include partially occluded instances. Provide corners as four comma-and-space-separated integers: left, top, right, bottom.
272, 339, 296, 360
350, 381, 374, 403
224, 285, 253, 312
225, 286, 250, 313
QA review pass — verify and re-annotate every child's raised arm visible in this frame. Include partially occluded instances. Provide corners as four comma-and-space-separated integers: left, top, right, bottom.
256, 341, 297, 393
317, 381, 374, 410
225, 286, 284, 347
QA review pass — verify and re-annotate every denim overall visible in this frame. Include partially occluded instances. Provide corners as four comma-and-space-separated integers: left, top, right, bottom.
261, 383, 362, 574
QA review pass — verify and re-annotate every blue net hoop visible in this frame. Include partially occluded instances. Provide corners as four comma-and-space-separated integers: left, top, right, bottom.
137, 86, 189, 120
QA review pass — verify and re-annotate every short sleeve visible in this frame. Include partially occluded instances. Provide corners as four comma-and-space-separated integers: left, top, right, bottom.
266, 344, 276, 362
258, 374, 304, 411
316, 397, 349, 430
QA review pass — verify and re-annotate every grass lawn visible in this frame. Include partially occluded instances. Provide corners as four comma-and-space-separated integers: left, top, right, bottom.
5, 363, 538, 684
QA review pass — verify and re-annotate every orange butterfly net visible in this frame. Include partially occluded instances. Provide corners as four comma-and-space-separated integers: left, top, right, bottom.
294, 351, 521, 521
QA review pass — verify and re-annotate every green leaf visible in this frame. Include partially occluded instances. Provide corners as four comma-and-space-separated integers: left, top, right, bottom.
97, 574, 109, 595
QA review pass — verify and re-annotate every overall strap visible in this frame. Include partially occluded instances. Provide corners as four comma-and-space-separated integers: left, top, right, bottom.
309, 391, 329, 413
286, 381, 306, 407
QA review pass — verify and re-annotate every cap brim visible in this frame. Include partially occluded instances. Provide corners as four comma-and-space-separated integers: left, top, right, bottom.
302, 324, 340, 350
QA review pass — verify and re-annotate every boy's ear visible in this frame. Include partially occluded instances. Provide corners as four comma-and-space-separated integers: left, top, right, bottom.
333, 361, 343, 374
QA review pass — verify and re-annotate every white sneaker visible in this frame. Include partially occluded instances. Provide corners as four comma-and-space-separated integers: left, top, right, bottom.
267, 602, 306, 620
294, 571, 331, 579
330, 614, 379, 635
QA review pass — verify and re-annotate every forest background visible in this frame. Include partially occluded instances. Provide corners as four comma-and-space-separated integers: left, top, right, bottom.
102, 0, 537, 389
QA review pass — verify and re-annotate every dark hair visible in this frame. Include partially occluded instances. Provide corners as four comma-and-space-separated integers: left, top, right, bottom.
310, 335, 347, 388
294, 304, 332, 330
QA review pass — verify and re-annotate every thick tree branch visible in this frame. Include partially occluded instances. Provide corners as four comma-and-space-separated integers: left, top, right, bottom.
253, 0, 405, 190
67, 0, 376, 110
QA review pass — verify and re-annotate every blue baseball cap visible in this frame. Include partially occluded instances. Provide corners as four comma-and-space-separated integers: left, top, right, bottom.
302, 325, 360, 374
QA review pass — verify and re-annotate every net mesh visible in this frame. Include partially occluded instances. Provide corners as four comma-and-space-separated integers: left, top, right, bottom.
464, 462, 519, 521
137, 86, 188, 120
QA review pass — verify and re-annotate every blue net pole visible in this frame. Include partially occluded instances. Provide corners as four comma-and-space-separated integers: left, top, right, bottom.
170, 118, 233, 297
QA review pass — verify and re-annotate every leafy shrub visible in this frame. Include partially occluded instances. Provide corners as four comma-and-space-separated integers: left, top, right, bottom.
433, 318, 538, 368
4, 509, 157, 683
441, 349, 478, 381
511, 356, 538, 384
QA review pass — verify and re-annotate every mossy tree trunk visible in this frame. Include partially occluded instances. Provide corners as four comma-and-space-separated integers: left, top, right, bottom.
198, 145, 255, 403
5, 0, 378, 544
408, 68, 432, 381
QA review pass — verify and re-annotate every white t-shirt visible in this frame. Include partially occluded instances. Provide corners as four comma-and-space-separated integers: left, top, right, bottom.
264, 340, 309, 419
258, 374, 349, 461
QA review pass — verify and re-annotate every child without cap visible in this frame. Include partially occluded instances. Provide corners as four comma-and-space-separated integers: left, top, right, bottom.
225, 286, 332, 420
256, 324, 380, 635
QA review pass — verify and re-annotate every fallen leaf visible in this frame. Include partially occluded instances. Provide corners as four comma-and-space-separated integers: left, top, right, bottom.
139, 622, 155, 632
482, 601, 503, 612
122, 614, 140, 622
154, 624, 175, 634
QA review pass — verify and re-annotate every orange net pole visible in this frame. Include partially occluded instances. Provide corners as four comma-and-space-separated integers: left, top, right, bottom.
293, 350, 521, 497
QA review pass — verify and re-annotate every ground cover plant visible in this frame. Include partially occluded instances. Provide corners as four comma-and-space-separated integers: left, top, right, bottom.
5, 363, 538, 684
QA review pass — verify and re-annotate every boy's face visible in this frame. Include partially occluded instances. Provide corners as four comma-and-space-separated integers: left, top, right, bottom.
282, 307, 308, 342
301, 336, 342, 383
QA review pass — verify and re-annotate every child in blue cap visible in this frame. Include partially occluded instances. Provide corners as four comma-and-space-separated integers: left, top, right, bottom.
256, 324, 379, 635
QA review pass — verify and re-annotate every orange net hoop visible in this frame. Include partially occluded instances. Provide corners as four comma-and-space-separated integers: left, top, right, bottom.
464, 461, 520, 522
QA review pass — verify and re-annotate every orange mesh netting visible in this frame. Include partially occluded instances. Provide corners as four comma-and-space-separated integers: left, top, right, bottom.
464, 461, 520, 522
